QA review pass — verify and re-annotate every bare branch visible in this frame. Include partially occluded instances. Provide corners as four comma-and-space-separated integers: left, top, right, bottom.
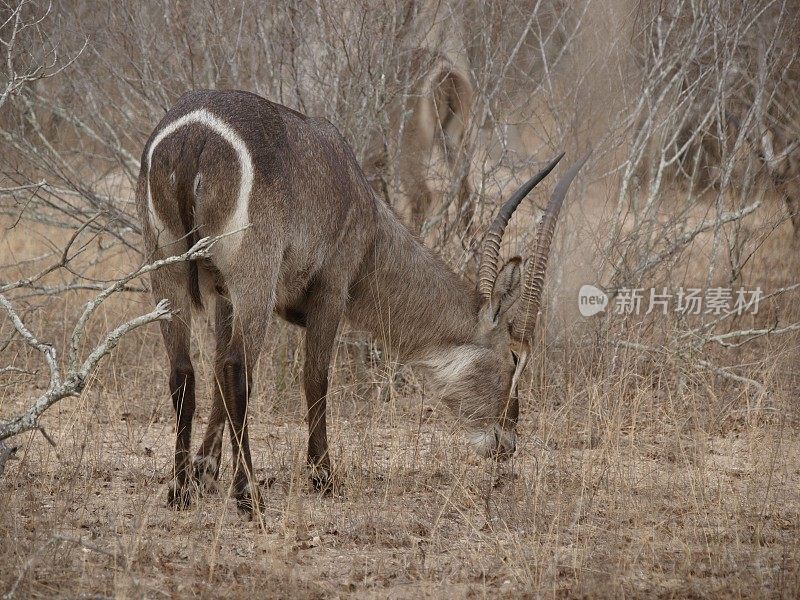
0, 231, 239, 445
618, 340, 768, 399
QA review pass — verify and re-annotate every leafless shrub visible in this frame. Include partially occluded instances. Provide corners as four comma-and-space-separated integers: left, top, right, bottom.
612, 0, 800, 280
553, 1, 798, 409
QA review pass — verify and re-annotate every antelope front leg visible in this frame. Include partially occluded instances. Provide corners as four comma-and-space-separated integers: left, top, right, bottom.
306, 379, 331, 492
303, 292, 343, 493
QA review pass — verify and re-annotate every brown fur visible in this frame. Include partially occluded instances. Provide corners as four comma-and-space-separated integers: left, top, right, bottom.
137, 90, 536, 516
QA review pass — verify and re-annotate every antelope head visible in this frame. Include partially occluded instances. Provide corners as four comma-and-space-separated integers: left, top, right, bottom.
426, 152, 590, 460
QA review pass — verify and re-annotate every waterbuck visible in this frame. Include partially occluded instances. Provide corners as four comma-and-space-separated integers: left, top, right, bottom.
136, 89, 587, 516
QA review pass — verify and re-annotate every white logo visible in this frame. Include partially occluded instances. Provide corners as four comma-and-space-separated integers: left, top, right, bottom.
578, 284, 608, 317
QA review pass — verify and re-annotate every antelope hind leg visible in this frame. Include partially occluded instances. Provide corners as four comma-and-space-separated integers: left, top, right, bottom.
152, 264, 197, 510
192, 295, 233, 494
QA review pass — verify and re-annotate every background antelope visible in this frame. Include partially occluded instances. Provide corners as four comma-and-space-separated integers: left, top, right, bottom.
362, 49, 474, 233
136, 89, 585, 516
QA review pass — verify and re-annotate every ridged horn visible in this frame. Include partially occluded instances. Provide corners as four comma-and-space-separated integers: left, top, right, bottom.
477, 153, 564, 299
511, 151, 591, 342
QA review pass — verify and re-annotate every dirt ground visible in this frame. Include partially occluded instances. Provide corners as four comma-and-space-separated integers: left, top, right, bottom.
3, 204, 800, 599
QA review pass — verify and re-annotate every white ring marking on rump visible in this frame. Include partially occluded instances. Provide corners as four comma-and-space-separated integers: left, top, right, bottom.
146, 108, 253, 253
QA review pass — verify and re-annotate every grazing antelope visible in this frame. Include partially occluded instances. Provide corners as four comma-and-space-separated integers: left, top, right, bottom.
136, 89, 586, 516
363, 49, 474, 232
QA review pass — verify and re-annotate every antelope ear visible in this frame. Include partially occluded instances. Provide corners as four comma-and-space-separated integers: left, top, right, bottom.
481, 257, 522, 325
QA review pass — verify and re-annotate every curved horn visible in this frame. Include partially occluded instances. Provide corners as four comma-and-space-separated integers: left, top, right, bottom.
511, 151, 591, 342
478, 153, 564, 299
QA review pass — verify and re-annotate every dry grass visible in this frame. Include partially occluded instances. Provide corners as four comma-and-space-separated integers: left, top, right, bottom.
2, 0, 799, 596
2, 187, 800, 600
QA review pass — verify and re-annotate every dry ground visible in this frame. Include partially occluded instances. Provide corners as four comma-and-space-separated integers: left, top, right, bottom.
2, 198, 800, 599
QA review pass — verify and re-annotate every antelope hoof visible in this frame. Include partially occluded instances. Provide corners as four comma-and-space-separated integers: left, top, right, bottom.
192, 455, 220, 495
309, 466, 340, 495
167, 478, 192, 510
233, 481, 263, 519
